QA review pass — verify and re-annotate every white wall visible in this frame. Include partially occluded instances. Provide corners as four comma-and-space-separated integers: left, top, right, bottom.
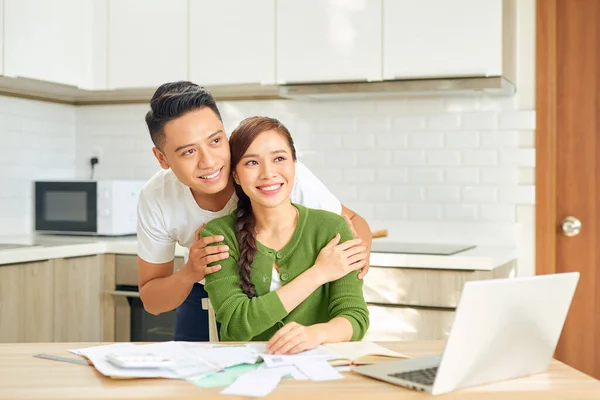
75, 96, 534, 249
0, 96, 76, 235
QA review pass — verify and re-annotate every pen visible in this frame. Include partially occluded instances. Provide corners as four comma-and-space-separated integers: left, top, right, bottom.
33, 353, 89, 366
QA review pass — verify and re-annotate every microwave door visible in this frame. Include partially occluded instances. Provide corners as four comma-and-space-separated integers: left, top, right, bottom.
35, 182, 97, 234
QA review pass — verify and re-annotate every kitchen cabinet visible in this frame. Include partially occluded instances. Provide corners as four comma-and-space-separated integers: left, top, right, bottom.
189, 0, 275, 86
362, 261, 515, 341
383, 0, 515, 81
53, 255, 113, 342
276, 0, 382, 84
0, 261, 54, 343
0, 0, 3, 76
0, 256, 113, 343
4, 0, 89, 87
107, 0, 187, 89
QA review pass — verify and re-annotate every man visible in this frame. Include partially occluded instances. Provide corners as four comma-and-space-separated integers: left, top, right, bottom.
137, 81, 372, 341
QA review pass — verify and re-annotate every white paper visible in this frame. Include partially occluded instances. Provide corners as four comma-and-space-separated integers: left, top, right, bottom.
257, 363, 308, 380
69, 343, 135, 357
221, 368, 283, 397
72, 343, 179, 379
334, 365, 352, 372
295, 361, 344, 381
259, 346, 337, 368
69, 342, 262, 380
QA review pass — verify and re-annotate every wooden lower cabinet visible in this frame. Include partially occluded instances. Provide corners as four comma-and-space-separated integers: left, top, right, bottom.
0, 255, 115, 343
0, 260, 54, 343
53, 254, 115, 342
362, 261, 516, 341
363, 305, 455, 341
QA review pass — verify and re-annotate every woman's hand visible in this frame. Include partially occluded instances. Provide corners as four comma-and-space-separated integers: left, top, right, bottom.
311, 234, 367, 285
267, 322, 326, 355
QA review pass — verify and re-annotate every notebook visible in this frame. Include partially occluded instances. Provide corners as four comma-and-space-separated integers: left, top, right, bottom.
323, 342, 409, 366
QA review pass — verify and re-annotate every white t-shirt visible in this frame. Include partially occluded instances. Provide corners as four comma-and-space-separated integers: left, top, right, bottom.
137, 160, 341, 265
270, 268, 282, 292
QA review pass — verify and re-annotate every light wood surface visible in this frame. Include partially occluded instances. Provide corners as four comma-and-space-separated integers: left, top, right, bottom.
536, 0, 600, 379
0, 260, 54, 343
53, 255, 104, 342
362, 262, 515, 341
103, 255, 116, 343
0, 341, 599, 400
363, 262, 515, 308
363, 306, 455, 342
0, 256, 113, 344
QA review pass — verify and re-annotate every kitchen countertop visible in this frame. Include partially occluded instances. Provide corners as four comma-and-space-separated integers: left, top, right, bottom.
0, 234, 516, 270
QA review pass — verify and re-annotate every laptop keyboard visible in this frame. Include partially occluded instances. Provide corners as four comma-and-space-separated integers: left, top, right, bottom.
388, 366, 438, 386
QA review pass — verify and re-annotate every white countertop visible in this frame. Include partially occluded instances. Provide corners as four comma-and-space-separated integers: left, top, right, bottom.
0, 234, 516, 270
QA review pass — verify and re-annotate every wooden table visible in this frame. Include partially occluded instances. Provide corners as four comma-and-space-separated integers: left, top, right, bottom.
1, 341, 599, 400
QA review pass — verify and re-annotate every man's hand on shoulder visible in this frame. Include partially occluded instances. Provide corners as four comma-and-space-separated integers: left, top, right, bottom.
182, 224, 229, 282
341, 208, 372, 280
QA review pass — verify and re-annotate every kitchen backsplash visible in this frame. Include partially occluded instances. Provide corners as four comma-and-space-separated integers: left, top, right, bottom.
76, 96, 534, 242
0, 95, 76, 235
0, 93, 534, 245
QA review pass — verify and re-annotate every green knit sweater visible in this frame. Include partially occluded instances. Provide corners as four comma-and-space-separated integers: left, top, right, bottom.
202, 204, 369, 342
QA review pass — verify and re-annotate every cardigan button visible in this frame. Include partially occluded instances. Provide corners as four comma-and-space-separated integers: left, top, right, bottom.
280, 273, 289, 281
276, 252, 282, 259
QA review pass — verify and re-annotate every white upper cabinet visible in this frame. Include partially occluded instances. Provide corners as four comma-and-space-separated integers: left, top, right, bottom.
276, 0, 382, 84
4, 0, 88, 87
79, 0, 108, 90
108, 0, 187, 89
383, 0, 514, 81
0, 0, 3, 76
189, 0, 275, 86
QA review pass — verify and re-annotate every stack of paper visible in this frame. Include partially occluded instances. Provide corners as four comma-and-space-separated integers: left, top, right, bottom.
69, 342, 259, 380
69, 341, 410, 397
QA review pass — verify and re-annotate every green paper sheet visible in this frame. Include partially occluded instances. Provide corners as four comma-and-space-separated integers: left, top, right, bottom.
187, 363, 262, 388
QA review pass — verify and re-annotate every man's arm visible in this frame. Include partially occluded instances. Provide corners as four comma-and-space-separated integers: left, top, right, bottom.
138, 258, 195, 315
341, 205, 372, 279
138, 226, 229, 316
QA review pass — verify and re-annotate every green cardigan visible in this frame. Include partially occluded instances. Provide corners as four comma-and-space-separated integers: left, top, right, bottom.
202, 204, 369, 342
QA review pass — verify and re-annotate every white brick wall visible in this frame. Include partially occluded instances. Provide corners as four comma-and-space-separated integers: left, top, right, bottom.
74, 95, 535, 246
0, 96, 76, 235
0, 93, 535, 250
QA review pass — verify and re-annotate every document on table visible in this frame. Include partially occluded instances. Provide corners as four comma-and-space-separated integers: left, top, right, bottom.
252, 344, 338, 368
68, 342, 260, 379
69, 343, 180, 379
221, 368, 283, 397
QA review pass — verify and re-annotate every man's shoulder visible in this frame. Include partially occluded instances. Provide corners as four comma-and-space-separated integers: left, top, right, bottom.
139, 169, 186, 205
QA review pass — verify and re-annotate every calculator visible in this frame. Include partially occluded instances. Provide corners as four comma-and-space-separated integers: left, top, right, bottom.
105, 353, 174, 369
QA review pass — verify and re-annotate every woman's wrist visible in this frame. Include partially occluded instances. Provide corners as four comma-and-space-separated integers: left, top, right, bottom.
306, 263, 327, 286
308, 323, 329, 345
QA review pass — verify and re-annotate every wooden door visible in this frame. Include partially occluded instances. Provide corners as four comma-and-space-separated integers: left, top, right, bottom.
536, 0, 600, 378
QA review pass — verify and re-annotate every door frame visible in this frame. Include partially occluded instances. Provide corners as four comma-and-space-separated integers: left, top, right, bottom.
535, 0, 557, 276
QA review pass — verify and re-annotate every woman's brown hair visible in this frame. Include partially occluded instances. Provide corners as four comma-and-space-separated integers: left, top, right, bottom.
229, 116, 297, 298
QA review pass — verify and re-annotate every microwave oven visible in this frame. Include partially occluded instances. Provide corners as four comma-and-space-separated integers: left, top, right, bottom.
34, 180, 146, 236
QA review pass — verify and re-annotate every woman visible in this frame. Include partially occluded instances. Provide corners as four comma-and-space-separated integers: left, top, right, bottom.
203, 116, 369, 355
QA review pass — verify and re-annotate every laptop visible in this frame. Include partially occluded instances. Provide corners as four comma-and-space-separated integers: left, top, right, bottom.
353, 272, 579, 395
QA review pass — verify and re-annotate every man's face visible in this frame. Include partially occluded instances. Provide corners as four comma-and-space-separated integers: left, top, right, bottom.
153, 107, 231, 195
233, 129, 296, 210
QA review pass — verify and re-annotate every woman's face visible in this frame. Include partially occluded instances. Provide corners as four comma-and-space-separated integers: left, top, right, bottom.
233, 129, 295, 209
